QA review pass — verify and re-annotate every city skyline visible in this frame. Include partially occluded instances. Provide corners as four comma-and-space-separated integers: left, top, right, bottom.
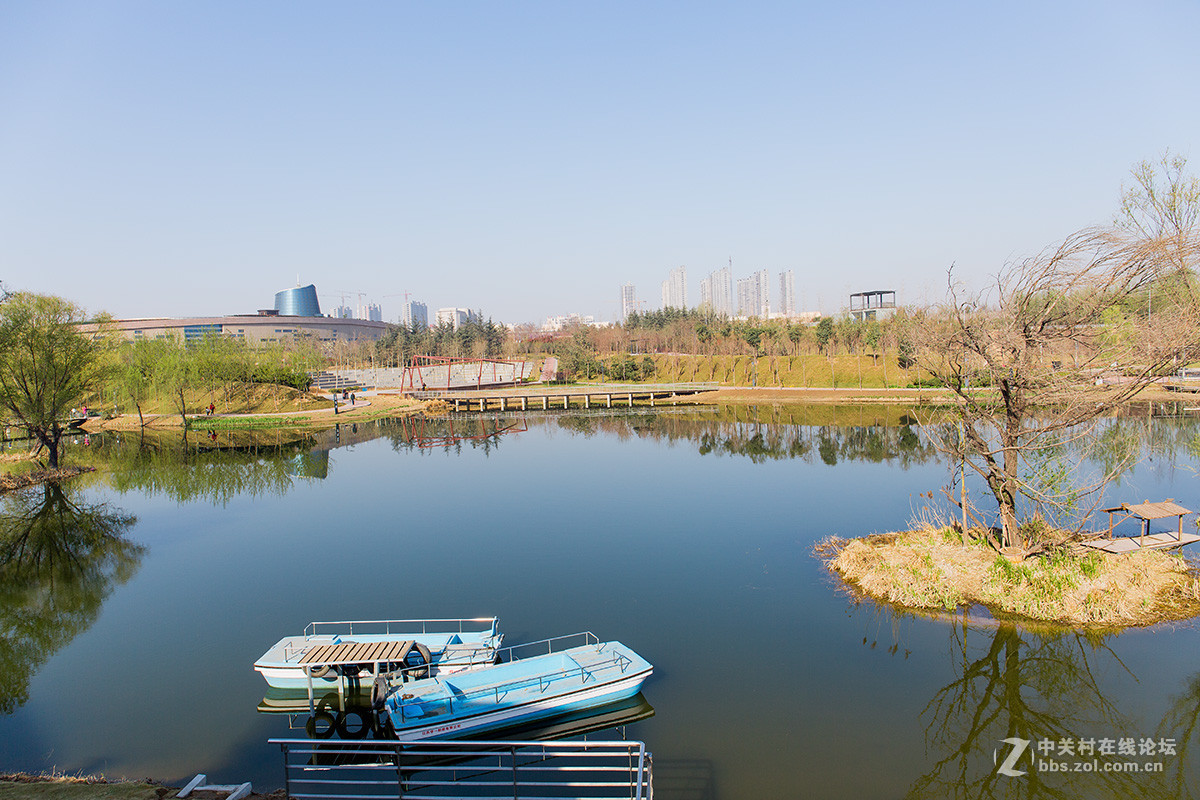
2, 3, 1198, 324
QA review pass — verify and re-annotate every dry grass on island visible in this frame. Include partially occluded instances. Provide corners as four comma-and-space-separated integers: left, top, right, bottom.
0, 774, 286, 800
818, 526, 1200, 628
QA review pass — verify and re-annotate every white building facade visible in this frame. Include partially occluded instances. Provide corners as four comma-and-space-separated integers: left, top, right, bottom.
402, 301, 428, 329
736, 270, 770, 318
619, 283, 637, 321
660, 265, 687, 310
699, 266, 734, 317
778, 270, 796, 317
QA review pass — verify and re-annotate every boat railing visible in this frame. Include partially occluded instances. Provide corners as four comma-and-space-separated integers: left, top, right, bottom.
500, 630, 600, 662
271, 738, 652, 800
302, 617, 499, 641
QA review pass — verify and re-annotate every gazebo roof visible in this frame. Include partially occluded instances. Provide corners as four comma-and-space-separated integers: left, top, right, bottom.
1101, 500, 1192, 520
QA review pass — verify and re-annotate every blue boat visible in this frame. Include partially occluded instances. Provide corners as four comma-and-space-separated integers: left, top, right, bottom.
377, 632, 653, 740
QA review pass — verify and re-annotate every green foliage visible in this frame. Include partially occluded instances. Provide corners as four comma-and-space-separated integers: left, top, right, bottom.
815, 317, 834, 350
0, 293, 108, 468
623, 306, 720, 330
375, 317, 506, 364
606, 353, 640, 381
0, 482, 141, 713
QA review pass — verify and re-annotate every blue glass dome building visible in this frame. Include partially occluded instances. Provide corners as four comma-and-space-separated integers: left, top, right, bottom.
274, 284, 322, 317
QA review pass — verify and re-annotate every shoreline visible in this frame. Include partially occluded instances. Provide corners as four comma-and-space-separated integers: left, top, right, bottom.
0, 773, 284, 800
818, 528, 1200, 629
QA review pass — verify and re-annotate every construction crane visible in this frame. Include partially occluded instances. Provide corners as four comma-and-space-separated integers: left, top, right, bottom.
326, 288, 370, 319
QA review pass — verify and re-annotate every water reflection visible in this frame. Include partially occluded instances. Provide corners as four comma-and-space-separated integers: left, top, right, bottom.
86, 433, 322, 506
258, 687, 653, 744
852, 607, 1200, 799
71, 407, 1200, 506
906, 621, 1128, 798
381, 415, 528, 456
0, 483, 141, 714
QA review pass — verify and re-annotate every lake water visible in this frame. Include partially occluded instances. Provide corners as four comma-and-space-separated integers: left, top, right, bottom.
1, 406, 1199, 799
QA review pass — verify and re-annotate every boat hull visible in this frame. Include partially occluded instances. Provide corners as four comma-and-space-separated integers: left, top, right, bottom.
389, 668, 651, 740
381, 638, 653, 741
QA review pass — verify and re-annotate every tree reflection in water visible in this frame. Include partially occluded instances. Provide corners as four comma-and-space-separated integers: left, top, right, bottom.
866, 613, 1200, 800
0, 482, 141, 714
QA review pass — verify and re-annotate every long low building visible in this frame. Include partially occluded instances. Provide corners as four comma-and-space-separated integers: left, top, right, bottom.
80, 311, 393, 347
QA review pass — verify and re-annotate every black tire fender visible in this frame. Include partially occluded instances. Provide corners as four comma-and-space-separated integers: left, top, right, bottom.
404, 642, 433, 680
337, 708, 372, 739
305, 710, 337, 739
371, 675, 391, 711
306, 664, 333, 680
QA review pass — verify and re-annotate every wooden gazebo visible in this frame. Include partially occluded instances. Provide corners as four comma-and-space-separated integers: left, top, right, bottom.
1084, 499, 1200, 554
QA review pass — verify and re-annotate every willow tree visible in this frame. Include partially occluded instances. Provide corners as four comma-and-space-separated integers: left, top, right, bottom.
0, 294, 108, 469
915, 228, 1200, 555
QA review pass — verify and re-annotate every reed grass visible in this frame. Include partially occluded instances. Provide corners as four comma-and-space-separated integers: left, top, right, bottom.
819, 526, 1200, 627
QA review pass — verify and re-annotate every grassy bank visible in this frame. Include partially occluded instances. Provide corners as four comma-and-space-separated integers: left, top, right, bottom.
0, 775, 284, 800
819, 527, 1200, 627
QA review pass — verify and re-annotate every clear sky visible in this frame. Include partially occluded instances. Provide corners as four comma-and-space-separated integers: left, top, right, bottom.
2, 1, 1198, 325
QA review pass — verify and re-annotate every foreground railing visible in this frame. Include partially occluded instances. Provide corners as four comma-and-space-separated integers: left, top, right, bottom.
272, 738, 652, 800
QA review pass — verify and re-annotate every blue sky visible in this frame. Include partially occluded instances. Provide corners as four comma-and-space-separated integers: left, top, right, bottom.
2, 1, 1198, 325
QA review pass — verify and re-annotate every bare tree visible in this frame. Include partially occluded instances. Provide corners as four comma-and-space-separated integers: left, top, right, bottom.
1117, 150, 1200, 279
915, 228, 1200, 554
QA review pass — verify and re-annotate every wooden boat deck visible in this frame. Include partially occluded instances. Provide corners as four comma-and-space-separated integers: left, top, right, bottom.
1080, 532, 1200, 554
299, 640, 415, 666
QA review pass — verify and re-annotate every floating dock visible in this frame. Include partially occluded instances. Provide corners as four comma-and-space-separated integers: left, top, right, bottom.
1081, 499, 1198, 553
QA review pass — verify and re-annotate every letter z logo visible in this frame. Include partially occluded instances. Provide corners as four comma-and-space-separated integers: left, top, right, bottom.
994, 737, 1031, 777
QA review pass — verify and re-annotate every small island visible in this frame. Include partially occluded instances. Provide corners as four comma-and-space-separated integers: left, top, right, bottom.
820, 526, 1200, 628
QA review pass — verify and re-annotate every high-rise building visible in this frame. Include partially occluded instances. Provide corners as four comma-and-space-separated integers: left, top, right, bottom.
334, 305, 354, 319
360, 302, 383, 322
619, 283, 637, 321
402, 300, 428, 329
778, 270, 796, 317
436, 308, 481, 329
699, 266, 734, 317
660, 265, 687, 310
736, 270, 770, 318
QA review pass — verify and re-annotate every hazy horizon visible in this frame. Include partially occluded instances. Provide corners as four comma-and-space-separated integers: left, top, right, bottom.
3, 1, 1197, 325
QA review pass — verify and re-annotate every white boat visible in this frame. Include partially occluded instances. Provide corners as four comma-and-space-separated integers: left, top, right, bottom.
377, 632, 653, 740
254, 617, 502, 691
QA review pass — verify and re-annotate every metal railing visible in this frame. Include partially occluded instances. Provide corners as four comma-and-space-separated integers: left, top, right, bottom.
272, 738, 652, 800
412, 382, 719, 399
303, 618, 500, 641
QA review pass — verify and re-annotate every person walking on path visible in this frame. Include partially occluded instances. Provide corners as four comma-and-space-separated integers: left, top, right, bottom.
350, 392, 356, 406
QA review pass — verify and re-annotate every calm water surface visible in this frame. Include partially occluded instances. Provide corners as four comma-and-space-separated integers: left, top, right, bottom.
1, 406, 1198, 799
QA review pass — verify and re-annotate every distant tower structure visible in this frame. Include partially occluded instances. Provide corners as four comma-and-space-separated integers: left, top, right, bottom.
715, 265, 733, 316
736, 270, 769, 318
436, 308, 480, 330
334, 305, 354, 319
660, 265, 687, 310
620, 283, 638, 322
779, 270, 796, 317
402, 300, 428, 329
274, 283, 321, 317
